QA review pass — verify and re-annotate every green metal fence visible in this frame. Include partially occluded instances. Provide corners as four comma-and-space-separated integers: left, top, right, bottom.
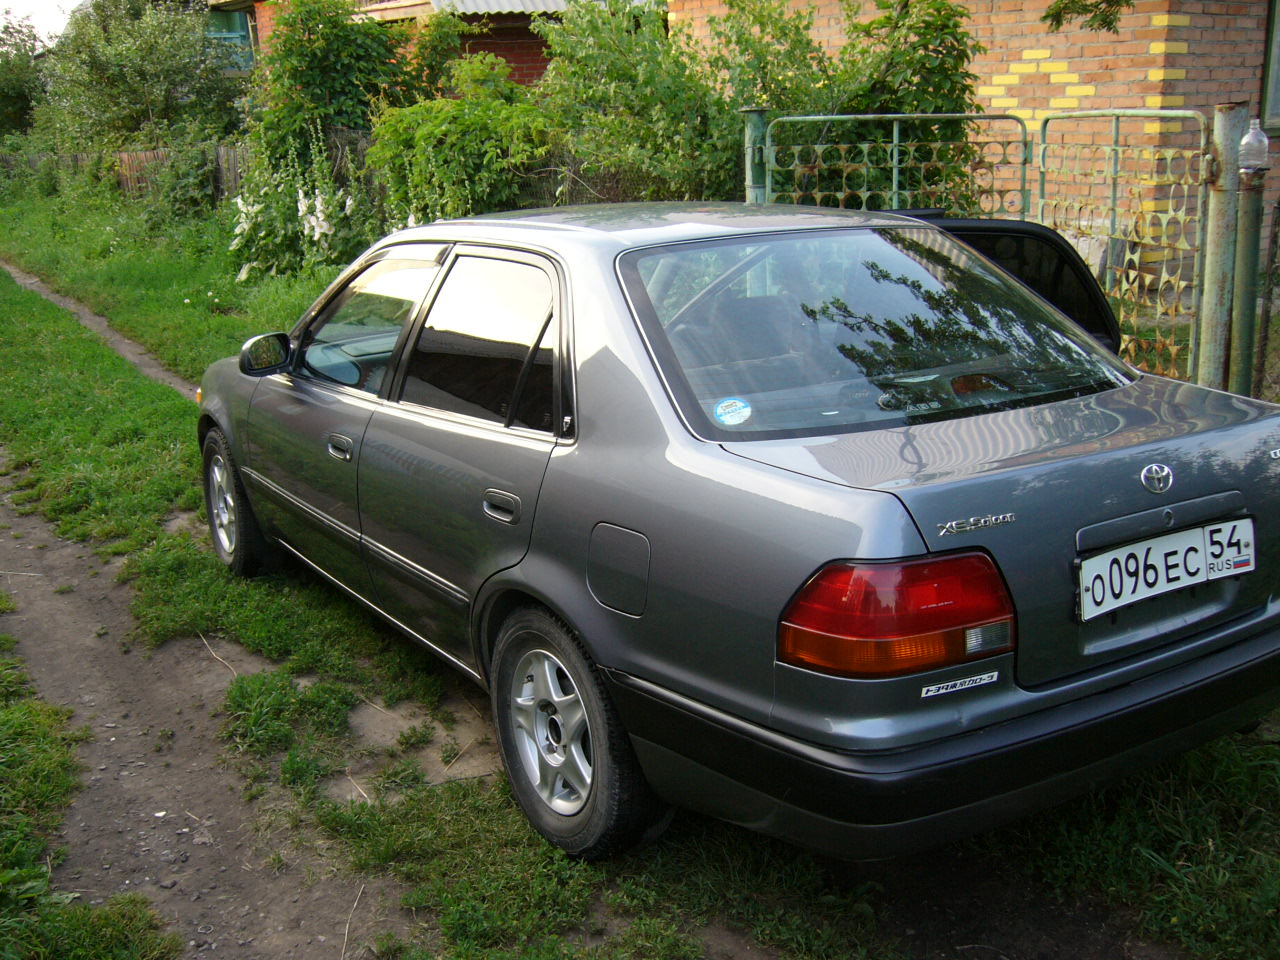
1037, 111, 1208, 378
746, 109, 1214, 381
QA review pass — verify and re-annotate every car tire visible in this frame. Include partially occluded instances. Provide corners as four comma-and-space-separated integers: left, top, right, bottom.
491, 607, 668, 860
202, 428, 266, 577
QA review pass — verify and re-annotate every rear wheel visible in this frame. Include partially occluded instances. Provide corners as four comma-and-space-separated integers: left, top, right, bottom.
491, 607, 667, 859
202, 428, 266, 576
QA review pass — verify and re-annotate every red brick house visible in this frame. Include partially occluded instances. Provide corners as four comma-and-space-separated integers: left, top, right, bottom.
208, 0, 556, 83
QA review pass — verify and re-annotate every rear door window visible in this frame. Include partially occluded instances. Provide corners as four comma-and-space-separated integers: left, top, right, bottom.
399, 254, 557, 432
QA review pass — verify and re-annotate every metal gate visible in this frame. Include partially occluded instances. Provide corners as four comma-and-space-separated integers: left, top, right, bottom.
745, 110, 1211, 380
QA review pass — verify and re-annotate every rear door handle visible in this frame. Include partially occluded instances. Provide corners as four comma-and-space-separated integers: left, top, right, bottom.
482, 489, 521, 525
326, 433, 353, 462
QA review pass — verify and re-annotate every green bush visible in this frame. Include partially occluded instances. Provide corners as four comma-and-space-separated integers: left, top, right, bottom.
528, 0, 983, 205
251, 0, 471, 163
533, 0, 737, 201
368, 54, 552, 224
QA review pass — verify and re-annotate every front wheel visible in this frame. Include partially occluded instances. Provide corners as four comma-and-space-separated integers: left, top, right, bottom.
491, 607, 667, 859
202, 428, 266, 577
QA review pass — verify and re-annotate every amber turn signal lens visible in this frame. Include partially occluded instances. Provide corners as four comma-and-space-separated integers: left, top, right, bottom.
778, 554, 1015, 678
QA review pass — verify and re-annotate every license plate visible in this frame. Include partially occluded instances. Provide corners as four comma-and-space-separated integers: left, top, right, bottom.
1078, 518, 1256, 622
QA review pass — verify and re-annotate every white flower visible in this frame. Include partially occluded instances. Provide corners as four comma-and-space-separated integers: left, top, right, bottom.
344, 194, 356, 215
183, 298, 190, 303
305, 212, 334, 242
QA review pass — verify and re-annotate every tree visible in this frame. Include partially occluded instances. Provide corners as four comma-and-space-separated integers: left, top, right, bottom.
1041, 0, 1133, 32
36, 0, 244, 150
253, 0, 427, 160
0, 11, 41, 135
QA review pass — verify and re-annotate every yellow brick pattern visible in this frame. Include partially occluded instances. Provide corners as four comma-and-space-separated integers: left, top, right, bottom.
1145, 94, 1185, 108
992, 74, 1019, 85
1151, 13, 1191, 26
1009, 62, 1037, 74
1021, 48, 1051, 59
1049, 73, 1080, 84
1149, 68, 1187, 81
1144, 121, 1184, 134
1038, 61, 1069, 73
990, 97, 1019, 108
1066, 85, 1096, 97
1049, 97, 1081, 109
1150, 41, 1189, 55
978, 85, 1007, 96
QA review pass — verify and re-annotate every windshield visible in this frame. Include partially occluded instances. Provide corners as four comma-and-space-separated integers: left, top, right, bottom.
618, 226, 1132, 441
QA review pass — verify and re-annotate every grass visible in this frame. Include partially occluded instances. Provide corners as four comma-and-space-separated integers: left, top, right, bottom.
5, 184, 1280, 958
972, 733, 1280, 957
0, 633, 180, 959
0, 185, 326, 384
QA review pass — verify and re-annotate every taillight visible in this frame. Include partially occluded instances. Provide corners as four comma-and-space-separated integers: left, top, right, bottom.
778, 553, 1015, 678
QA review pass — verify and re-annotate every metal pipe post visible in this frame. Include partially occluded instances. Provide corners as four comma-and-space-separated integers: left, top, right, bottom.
742, 108, 768, 205
1195, 103, 1249, 389
1229, 168, 1268, 395
1251, 196, 1280, 393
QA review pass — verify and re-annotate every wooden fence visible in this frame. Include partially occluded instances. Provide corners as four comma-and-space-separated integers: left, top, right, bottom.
0, 143, 251, 200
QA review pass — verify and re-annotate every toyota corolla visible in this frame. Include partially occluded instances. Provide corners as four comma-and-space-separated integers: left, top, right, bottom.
197, 204, 1280, 859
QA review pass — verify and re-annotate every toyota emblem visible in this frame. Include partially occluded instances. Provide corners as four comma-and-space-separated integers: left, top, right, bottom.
1140, 463, 1174, 494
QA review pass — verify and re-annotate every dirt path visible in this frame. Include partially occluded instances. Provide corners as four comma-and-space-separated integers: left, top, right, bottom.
2, 260, 193, 397
0, 260, 1186, 960
0, 494, 408, 958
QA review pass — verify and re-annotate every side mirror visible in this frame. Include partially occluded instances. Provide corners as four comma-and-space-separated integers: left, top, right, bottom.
239, 333, 291, 376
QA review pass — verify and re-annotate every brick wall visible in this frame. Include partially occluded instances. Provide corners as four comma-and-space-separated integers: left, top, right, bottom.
670, 0, 1271, 130
253, 1, 282, 52
463, 15, 549, 85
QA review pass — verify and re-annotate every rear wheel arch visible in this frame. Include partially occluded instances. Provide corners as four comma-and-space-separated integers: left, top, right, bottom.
476, 585, 588, 686
473, 559, 634, 687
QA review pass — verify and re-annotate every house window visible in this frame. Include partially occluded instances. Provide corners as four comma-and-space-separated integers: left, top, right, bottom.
209, 10, 254, 72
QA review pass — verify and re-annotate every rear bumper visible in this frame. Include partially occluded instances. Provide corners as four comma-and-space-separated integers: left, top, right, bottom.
601, 626, 1280, 858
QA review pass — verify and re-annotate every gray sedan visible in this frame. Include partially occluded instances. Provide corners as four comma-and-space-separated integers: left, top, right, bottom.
198, 203, 1280, 859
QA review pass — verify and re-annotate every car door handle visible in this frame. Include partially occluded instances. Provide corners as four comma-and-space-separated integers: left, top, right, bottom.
482, 489, 521, 525
326, 433, 354, 462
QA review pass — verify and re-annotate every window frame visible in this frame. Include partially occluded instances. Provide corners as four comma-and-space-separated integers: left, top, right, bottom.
288, 243, 450, 399
1265, 0, 1280, 135
616, 226, 1132, 443
387, 244, 572, 440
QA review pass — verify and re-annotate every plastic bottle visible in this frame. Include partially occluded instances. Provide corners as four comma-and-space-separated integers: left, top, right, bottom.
1240, 118, 1270, 171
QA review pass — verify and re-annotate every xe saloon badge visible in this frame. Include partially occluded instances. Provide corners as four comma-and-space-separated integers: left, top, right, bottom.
1140, 463, 1174, 494
938, 513, 1016, 536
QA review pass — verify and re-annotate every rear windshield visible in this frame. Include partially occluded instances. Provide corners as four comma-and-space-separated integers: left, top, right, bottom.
618, 226, 1131, 441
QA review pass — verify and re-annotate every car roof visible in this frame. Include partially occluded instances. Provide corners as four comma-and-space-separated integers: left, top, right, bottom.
381, 202, 924, 253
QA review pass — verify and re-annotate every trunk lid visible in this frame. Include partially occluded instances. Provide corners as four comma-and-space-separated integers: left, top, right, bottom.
724, 377, 1280, 687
